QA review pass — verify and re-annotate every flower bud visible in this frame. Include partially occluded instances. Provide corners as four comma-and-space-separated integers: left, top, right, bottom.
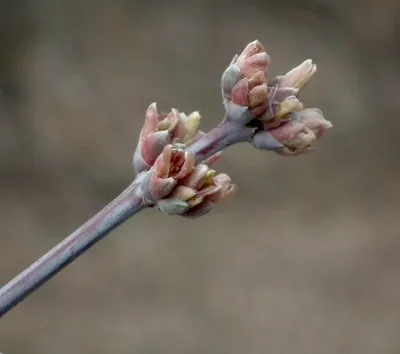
153, 159, 237, 217
141, 172, 177, 205
179, 163, 210, 189
182, 111, 201, 145
156, 199, 190, 215
180, 172, 237, 218
278, 59, 317, 89
206, 173, 237, 204
168, 185, 197, 201
133, 130, 170, 175
261, 87, 302, 122
269, 121, 315, 156
258, 59, 317, 124
254, 109, 332, 156
221, 40, 271, 123
154, 145, 195, 180
133, 104, 202, 173
141, 145, 195, 204
221, 63, 242, 98
134, 103, 237, 217
168, 109, 187, 143
236, 41, 270, 79
299, 108, 332, 138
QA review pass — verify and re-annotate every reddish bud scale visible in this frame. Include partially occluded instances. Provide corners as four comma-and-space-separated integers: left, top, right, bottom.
220, 41, 332, 155
141, 142, 236, 217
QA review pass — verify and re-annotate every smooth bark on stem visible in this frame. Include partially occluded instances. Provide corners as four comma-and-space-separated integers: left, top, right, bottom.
0, 119, 255, 318
187, 120, 255, 163
0, 180, 146, 317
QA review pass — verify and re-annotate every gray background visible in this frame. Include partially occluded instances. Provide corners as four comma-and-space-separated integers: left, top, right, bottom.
0, 0, 399, 353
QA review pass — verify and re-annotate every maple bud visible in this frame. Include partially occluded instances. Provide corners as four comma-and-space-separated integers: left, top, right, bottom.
141, 145, 195, 204
133, 103, 202, 173
154, 162, 237, 218
252, 110, 332, 156
221, 41, 270, 123
276, 59, 317, 90
181, 111, 201, 145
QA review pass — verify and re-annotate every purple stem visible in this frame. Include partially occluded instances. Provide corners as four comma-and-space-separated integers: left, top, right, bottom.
0, 180, 145, 317
187, 120, 255, 163
0, 120, 254, 318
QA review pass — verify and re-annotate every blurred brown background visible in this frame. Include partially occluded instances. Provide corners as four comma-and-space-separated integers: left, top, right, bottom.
1, 0, 400, 353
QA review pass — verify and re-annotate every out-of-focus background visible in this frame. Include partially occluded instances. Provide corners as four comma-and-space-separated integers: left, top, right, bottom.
1, 0, 400, 353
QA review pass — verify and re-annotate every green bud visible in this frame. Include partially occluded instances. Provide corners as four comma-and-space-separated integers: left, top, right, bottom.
156, 199, 190, 215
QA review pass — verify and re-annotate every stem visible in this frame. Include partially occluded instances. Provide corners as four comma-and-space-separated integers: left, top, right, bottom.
186, 119, 255, 163
0, 118, 255, 318
0, 180, 146, 317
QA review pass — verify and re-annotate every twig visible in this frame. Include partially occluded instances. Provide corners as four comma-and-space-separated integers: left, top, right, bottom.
0, 40, 332, 318
0, 181, 144, 317
0, 120, 253, 317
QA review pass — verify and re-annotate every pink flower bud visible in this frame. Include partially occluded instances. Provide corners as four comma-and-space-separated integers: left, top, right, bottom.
267, 121, 315, 156
230, 78, 250, 106
133, 103, 173, 173
167, 109, 187, 143
256, 109, 332, 156
249, 83, 269, 109
299, 108, 332, 138
205, 173, 237, 204
168, 185, 197, 201
141, 173, 177, 204
180, 172, 237, 218
139, 130, 170, 166
133, 130, 170, 174
221, 41, 271, 122
257, 59, 316, 124
141, 145, 196, 204
139, 102, 159, 139
153, 159, 237, 217
278, 59, 317, 89
179, 163, 210, 189
134, 100, 238, 217
266, 87, 302, 119
133, 104, 202, 173
154, 145, 195, 180
236, 41, 270, 79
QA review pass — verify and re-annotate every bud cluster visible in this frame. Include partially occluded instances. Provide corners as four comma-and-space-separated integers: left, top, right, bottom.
221, 40, 332, 156
133, 40, 333, 218
134, 104, 236, 218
